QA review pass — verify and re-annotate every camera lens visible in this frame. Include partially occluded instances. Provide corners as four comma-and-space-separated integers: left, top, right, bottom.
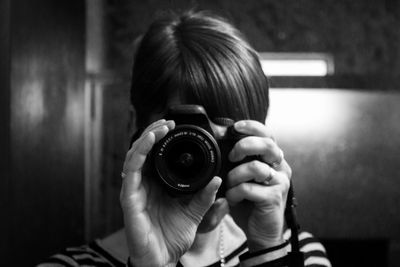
167, 142, 203, 178
153, 125, 221, 194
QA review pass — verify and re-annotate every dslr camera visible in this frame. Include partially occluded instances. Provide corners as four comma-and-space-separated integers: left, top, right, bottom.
151, 105, 254, 196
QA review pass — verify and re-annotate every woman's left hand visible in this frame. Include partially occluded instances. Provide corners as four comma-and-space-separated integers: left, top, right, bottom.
226, 120, 292, 252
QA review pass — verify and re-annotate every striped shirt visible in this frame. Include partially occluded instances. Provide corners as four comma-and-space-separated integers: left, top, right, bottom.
37, 229, 331, 267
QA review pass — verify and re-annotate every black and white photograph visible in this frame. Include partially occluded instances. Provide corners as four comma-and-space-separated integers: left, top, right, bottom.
1, 1, 399, 266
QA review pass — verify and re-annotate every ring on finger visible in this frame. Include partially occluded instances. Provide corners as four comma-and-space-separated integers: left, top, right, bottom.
260, 168, 276, 185
270, 149, 284, 168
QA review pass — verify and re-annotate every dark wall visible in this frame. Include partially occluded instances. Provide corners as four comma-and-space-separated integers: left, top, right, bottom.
0, 0, 11, 261
105, 0, 400, 85
1, 0, 86, 265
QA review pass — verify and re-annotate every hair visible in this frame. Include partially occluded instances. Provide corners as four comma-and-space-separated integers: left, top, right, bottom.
130, 10, 269, 129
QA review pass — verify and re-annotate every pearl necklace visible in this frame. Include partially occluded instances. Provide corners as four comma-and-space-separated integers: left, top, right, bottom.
219, 221, 225, 267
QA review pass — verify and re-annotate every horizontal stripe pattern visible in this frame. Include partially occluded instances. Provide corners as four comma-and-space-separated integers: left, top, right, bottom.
37, 241, 123, 267
287, 230, 331, 267
37, 230, 330, 267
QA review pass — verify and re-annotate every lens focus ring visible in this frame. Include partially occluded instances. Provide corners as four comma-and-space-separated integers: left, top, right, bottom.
153, 125, 221, 194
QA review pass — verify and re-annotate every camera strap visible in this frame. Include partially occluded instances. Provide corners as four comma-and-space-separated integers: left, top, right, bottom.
284, 182, 305, 267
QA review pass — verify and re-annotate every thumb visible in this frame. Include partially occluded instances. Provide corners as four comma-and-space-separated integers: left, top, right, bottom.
186, 177, 222, 224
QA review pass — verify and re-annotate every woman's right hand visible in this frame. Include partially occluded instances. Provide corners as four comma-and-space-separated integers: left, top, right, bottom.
120, 119, 222, 267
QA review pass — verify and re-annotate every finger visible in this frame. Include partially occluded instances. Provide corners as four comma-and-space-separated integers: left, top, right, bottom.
120, 171, 148, 213
197, 198, 229, 233
227, 160, 277, 188
234, 120, 274, 139
124, 122, 175, 168
120, 133, 157, 213
122, 132, 155, 192
142, 119, 175, 138
124, 131, 155, 171
225, 182, 288, 206
185, 177, 222, 224
126, 120, 174, 158
141, 119, 166, 136
229, 136, 282, 164
150, 124, 173, 143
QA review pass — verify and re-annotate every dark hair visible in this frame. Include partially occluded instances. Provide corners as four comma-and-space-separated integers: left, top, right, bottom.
130, 10, 269, 129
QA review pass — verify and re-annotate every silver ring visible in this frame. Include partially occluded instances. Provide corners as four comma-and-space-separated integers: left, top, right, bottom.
270, 149, 284, 168
263, 168, 276, 185
121, 172, 127, 179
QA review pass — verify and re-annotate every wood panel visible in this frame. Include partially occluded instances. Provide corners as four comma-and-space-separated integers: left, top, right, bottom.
0, 0, 11, 263
5, 0, 86, 265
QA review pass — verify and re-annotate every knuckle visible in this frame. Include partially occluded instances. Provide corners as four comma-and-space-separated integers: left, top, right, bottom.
263, 138, 275, 150
248, 160, 261, 172
239, 183, 251, 193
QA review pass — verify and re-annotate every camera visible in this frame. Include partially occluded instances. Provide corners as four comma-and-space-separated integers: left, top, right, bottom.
151, 105, 252, 196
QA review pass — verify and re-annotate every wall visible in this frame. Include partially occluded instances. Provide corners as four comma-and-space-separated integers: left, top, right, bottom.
0, 0, 11, 261
0, 0, 86, 265
105, 0, 400, 88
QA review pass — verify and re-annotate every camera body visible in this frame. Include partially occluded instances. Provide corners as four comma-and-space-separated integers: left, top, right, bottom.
151, 105, 250, 196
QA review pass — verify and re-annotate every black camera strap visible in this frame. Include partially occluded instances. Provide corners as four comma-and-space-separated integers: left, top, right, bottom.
284, 182, 305, 267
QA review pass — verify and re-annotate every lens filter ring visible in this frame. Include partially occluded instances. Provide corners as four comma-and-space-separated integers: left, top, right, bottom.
153, 125, 221, 194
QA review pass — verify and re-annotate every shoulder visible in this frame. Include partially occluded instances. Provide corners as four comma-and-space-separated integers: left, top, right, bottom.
36, 241, 125, 267
284, 229, 331, 267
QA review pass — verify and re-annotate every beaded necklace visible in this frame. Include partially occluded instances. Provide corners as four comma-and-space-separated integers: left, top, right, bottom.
218, 221, 225, 267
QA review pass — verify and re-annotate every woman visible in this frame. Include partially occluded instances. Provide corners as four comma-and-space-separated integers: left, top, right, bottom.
38, 10, 330, 267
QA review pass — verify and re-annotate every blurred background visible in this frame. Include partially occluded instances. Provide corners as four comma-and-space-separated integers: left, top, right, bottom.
1, 0, 400, 266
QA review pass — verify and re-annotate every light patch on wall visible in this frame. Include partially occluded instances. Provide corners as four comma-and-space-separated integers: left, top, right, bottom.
66, 89, 84, 137
266, 89, 352, 141
20, 79, 46, 126
259, 53, 334, 76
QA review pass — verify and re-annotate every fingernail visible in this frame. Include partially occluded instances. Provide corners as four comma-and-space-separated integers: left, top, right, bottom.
234, 121, 246, 129
214, 198, 222, 208
214, 177, 222, 191
166, 120, 175, 129
214, 197, 224, 206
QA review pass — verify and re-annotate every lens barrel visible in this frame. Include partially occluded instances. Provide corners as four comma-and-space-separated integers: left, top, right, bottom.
153, 125, 221, 194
